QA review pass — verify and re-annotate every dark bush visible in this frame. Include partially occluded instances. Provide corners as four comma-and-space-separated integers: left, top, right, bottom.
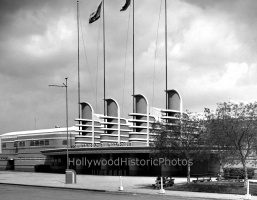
223, 168, 230, 177
248, 168, 255, 179
223, 168, 255, 179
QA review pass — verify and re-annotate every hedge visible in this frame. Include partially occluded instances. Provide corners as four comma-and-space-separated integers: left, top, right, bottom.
223, 168, 255, 179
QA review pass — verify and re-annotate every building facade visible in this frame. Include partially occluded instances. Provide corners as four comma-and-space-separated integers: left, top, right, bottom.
0, 90, 222, 176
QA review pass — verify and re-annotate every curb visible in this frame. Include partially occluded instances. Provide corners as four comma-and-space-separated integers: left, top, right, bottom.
0, 182, 106, 193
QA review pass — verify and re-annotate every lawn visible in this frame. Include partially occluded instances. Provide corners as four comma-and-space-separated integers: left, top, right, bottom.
167, 181, 257, 196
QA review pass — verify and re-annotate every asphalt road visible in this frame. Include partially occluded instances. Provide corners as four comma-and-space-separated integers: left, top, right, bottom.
0, 184, 221, 200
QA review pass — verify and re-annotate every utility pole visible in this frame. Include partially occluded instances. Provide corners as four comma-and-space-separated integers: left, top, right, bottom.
49, 77, 69, 170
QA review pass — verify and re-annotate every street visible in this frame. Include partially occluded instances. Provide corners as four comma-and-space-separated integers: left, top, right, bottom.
0, 184, 223, 200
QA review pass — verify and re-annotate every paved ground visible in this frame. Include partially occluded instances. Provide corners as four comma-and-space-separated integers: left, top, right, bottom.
0, 171, 254, 200
0, 184, 219, 200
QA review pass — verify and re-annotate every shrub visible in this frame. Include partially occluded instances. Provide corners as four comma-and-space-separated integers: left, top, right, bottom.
223, 168, 255, 179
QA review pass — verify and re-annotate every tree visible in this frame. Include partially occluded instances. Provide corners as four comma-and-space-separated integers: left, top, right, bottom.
205, 102, 257, 187
151, 112, 210, 184
204, 108, 233, 180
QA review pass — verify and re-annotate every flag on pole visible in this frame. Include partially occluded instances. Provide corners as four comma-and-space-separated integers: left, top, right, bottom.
120, 0, 131, 11
89, 2, 102, 24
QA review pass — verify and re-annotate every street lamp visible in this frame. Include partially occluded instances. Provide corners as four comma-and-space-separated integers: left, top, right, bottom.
49, 77, 69, 170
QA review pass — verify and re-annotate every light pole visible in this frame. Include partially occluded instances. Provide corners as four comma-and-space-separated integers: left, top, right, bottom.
49, 77, 69, 170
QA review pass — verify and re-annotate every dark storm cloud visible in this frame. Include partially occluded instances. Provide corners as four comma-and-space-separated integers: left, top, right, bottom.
0, 0, 76, 77
0, 0, 67, 39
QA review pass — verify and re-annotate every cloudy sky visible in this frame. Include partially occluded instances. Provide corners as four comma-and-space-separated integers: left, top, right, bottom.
1, 0, 257, 134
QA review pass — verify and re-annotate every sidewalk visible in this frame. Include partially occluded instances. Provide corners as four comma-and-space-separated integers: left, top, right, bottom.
0, 171, 254, 200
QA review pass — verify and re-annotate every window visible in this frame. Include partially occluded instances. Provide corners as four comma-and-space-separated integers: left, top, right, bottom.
40, 140, 44, 146
2, 143, 6, 148
62, 140, 67, 145
14, 142, 17, 148
30, 140, 49, 146
30, 141, 35, 146
19, 142, 25, 147
35, 140, 39, 146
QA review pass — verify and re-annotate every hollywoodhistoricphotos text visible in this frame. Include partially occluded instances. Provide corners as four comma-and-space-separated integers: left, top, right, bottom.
69, 157, 193, 167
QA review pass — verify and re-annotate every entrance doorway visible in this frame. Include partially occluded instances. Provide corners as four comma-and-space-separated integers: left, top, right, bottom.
7, 160, 14, 170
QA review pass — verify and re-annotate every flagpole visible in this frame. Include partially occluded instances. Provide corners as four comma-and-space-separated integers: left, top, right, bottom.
132, 0, 135, 113
77, 1, 81, 119
165, 0, 168, 109
103, 0, 106, 116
